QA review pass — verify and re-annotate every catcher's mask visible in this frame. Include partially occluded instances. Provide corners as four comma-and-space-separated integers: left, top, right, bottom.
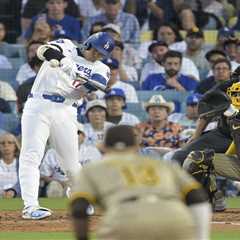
227, 82, 240, 109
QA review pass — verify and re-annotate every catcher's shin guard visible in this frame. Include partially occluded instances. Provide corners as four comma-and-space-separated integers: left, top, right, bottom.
183, 149, 217, 202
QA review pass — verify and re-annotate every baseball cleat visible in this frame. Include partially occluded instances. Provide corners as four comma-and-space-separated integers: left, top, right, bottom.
22, 206, 52, 220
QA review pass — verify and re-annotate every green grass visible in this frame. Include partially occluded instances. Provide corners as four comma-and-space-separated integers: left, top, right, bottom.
0, 198, 69, 211
0, 197, 239, 240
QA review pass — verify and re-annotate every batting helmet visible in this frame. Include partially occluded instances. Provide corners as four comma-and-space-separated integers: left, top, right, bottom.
83, 32, 115, 57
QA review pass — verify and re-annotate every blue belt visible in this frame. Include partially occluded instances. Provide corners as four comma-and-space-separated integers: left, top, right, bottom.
28, 93, 65, 103
28, 93, 78, 107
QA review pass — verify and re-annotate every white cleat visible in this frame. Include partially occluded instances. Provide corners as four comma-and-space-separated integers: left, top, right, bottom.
22, 206, 52, 220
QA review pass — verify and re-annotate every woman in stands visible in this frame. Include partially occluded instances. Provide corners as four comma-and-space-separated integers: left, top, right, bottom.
0, 133, 21, 198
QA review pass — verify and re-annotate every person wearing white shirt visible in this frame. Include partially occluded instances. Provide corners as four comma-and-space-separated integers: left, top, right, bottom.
96, 57, 138, 102
140, 41, 200, 83
16, 41, 43, 85
83, 99, 114, 146
105, 88, 140, 126
0, 133, 20, 198
0, 55, 12, 69
40, 123, 102, 197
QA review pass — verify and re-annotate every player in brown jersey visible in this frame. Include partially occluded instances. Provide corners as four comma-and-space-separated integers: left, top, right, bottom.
69, 125, 211, 240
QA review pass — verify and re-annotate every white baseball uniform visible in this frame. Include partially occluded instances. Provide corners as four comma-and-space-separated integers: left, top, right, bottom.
19, 39, 110, 208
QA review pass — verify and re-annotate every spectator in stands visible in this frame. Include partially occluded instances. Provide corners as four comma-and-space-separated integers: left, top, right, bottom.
140, 41, 200, 83
21, 0, 80, 34
17, 56, 43, 113
83, 100, 114, 146
235, 41, 240, 64
89, 21, 105, 35
223, 37, 239, 61
0, 80, 17, 103
124, 0, 167, 31
75, 0, 104, 18
111, 40, 138, 82
195, 58, 232, 94
142, 50, 198, 91
40, 123, 102, 197
24, 0, 81, 42
177, 4, 197, 31
31, 20, 53, 42
16, 40, 44, 86
97, 58, 138, 103
0, 133, 21, 198
216, 27, 236, 51
0, 22, 10, 55
137, 94, 182, 148
232, 10, 240, 31
168, 93, 202, 129
0, 98, 12, 113
204, 49, 239, 78
0, 54, 12, 69
102, 23, 141, 69
105, 88, 140, 125
203, 0, 225, 18
184, 27, 209, 79
82, 0, 140, 43
156, 23, 186, 53
0, 24, 13, 69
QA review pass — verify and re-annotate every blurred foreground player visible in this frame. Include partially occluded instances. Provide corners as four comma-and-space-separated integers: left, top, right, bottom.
70, 125, 211, 240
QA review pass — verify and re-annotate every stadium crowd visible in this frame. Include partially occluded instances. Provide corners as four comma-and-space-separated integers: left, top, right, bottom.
0, 0, 240, 211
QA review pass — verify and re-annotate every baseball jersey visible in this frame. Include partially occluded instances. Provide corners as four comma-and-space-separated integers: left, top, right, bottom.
83, 122, 114, 146
72, 152, 201, 207
117, 112, 140, 126
0, 158, 18, 195
31, 39, 110, 100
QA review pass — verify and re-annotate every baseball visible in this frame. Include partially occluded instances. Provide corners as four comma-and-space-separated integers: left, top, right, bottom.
49, 59, 60, 68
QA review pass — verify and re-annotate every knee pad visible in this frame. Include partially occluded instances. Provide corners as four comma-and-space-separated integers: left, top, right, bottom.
183, 149, 217, 198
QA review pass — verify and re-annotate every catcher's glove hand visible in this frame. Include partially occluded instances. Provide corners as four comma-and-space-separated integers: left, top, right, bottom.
198, 90, 231, 119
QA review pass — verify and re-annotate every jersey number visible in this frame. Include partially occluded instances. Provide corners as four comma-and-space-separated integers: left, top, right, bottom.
120, 164, 160, 186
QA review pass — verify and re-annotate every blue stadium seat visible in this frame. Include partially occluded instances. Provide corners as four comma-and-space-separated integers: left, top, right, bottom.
0, 113, 20, 133
8, 57, 25, 69
0, 68, 18, 89
125, 102, 148, 121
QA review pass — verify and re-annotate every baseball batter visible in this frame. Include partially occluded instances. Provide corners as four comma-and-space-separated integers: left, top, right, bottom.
70, 125, 211, 240
19, 32, 115, 220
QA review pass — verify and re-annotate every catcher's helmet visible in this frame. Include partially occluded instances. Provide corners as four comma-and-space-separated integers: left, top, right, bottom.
83, 32, 115, 57
227, 82, 240, 109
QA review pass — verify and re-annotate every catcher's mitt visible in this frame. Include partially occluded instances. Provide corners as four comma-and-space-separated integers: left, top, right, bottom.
198, 90, 231, 119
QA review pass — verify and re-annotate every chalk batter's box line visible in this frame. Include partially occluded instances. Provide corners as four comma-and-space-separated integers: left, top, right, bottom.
211, 221, 240, 226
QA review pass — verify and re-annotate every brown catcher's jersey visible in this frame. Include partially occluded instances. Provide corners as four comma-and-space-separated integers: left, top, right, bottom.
71, 152, 201, 208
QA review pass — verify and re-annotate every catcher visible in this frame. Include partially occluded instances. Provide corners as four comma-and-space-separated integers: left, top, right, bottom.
183, 82, 240, 211
69, 125, 211, 240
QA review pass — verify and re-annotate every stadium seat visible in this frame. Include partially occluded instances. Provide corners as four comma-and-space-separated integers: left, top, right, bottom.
8, 57, 25, 69
125, 102, 148, 121
0, 112, 19, 133
0, 68, 18, 89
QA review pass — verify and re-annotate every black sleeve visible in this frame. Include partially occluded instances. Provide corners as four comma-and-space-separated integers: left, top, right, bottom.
185, 188, 209, 206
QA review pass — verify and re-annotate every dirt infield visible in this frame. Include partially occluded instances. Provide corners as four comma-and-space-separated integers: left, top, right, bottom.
1, 209, 240, 232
